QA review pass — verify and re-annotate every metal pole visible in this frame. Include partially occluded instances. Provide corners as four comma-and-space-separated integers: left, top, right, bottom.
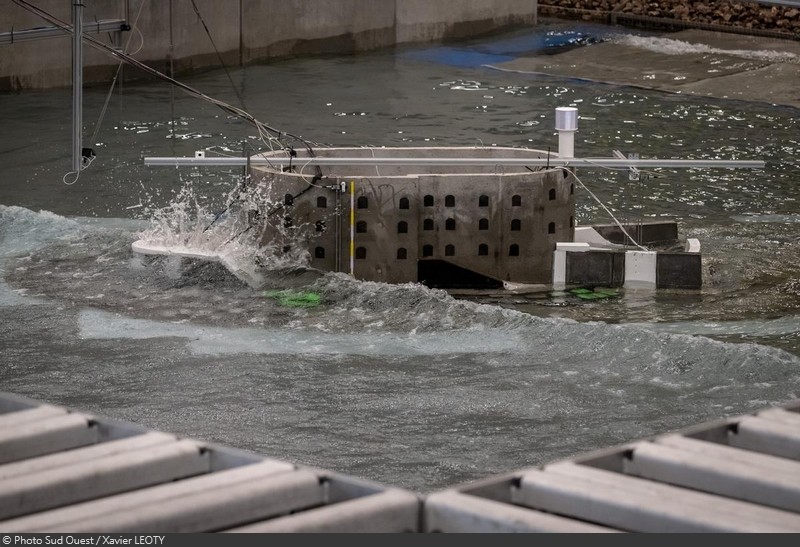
71, 1, 83, 172
349, 181, 355, 276
143, 156, 766, 169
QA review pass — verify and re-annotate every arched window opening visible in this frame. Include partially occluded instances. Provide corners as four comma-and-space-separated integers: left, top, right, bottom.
356, 246, 367, 259
478, 244, 489, 256
445, 218, 456, 231
445, 195, 455, 207
284, 194, 294, 206
509, 244, 520, 257
445, 244, 455, 257
314, 247, 325, 259
479, 195, 489, 207
397, 221, 408, 234
511, 195, 521, 207
511, 219, 521, 231
399, 197, 410, 209
423, 219, 434, 231
479, 218, 489, 230
548, 222, 556, 234
422, 244, 434, 257
424, 195, 434, 207
397, 248, 408, 260
316, 196, 327, 208
315, 220, 325, 233
357, 196, 368, 209
356, 220, 367, 234
548, 188, 556, 201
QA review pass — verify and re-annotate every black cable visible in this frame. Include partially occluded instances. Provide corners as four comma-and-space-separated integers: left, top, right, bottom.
188, 0, 248, 112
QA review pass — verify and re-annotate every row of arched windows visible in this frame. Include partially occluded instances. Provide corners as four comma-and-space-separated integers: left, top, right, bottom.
313, 244, 523, 260
319, 218, 571, 235
352, 217, 574, 234
287, 185, 574, 210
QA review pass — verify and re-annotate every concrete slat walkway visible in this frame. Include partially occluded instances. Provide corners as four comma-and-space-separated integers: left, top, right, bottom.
1, 392, 800, 532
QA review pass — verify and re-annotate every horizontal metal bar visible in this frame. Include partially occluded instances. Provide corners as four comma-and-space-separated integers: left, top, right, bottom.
144, 156, 766, 169
0, 19, 127, 44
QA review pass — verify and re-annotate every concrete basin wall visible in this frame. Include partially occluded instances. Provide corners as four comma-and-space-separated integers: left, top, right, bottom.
0, 0, 538, 91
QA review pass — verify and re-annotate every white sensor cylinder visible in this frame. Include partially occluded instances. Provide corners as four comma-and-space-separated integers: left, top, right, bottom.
555, 107, 578, 159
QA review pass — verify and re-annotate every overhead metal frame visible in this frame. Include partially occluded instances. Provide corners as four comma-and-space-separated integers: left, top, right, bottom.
0, 18, 127, 44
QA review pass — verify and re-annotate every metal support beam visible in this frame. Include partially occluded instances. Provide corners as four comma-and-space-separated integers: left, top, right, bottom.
0, 19, 127, 44
71, 1, 83, 173
143, 156, 766, 170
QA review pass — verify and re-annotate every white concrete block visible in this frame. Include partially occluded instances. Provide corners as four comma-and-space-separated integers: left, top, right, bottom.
685, 238, 701, 253
556, 242, 591, 252
624, 251, 657, 289
552, 250, 566, 289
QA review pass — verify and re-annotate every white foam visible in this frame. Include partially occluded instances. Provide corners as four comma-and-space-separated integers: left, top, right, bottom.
612, 35, 800, 64
629, 315, 800, 337
78, 308, 524, 356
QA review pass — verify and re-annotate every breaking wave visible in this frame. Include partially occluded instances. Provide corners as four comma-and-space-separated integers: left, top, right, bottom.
611, 34, 800, 64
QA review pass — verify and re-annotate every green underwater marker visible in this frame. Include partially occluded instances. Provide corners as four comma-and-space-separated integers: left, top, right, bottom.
263, 289, 322, 308
569, 287, 619, 301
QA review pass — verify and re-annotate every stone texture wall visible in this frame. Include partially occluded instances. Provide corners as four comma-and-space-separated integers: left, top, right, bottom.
539, 1, 800, 36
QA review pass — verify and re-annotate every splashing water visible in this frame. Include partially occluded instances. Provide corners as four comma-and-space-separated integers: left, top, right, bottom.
133, 177, 316, 288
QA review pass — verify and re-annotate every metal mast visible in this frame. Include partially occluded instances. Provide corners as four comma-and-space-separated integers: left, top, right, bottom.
71, 0, 83, 172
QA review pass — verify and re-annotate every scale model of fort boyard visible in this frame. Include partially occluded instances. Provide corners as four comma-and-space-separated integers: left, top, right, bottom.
250, 143, 576, 290
143, 107, 764, 292
9, 1, 766, 294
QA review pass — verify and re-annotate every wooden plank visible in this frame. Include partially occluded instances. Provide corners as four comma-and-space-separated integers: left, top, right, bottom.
0, 439, 209, 520
0, 432, 176, 480
0, 413, 97, 464
731, 415, 800, 460
40, 469, 326, 533
625, 440, 800, 512
422, 490, 619, 533
515, 463, 800, 532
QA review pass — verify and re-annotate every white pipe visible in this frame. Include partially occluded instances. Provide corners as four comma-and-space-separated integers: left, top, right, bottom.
555, 106, 578, 159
